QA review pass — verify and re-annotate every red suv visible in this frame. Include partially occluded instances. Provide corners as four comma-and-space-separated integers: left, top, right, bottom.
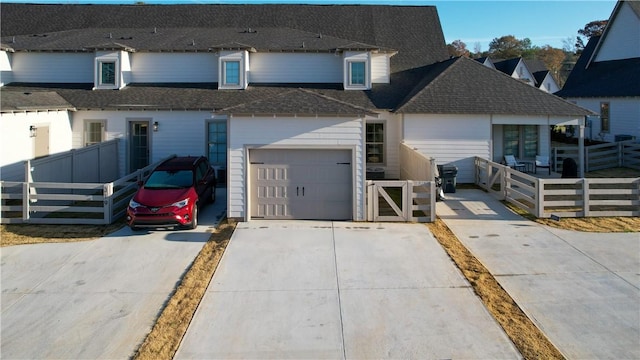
126, 156, 217, 230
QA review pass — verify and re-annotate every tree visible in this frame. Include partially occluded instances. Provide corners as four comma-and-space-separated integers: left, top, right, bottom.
446, 39, 470, 57
488, 35, 531, 59
575, 20, 608, 53
536, 45, 565, 83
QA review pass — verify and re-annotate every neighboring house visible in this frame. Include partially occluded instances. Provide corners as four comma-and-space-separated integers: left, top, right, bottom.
556, 0, 640, 143
489, 57, 560, 93
0, 3, 590, 222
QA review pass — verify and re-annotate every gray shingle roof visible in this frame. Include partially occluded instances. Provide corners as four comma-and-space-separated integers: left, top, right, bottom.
219, 88, 379, 116
1, 27, 394, 53
1, 90, 74, 112
556, 36, 640, 98
395, 57, 593, 116
0, 3, 447, 73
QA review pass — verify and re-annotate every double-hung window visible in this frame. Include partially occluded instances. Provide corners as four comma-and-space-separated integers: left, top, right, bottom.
84, 120, 105, 146
600, 102, 610, 133
366, 123, 385, 164
100, 61, 116, 86
349, 61, 366, 86
223, 60, 240, 86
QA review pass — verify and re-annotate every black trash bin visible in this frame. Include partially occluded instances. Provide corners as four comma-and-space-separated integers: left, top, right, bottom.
438, 165, 458, 193
561, 158, 578, 178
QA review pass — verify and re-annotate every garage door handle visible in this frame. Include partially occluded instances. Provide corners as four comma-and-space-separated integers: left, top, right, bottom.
337, 162, 351, 165
297, 186, 299, 196
302, 187, 305, 196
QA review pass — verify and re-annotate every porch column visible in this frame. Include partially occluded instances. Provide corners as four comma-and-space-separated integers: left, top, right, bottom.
578, 117, 585, 177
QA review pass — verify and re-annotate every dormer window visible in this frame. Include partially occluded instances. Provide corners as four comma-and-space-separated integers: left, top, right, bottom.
223, 60, 240, 86
100, 61, 116, 86
218, 50, 248, 90
343, 51, 371, 90
94, 51, 122, 90
349, 61, 366, 86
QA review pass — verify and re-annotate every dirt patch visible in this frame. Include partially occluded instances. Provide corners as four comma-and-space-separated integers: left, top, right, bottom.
1, 221, 126, 247
504, 202, 640, 232
133, 220, 235, 360
427, 218, 565, 360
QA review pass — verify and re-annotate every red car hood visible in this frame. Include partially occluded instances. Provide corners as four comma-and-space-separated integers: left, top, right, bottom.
134, 187, 193, 207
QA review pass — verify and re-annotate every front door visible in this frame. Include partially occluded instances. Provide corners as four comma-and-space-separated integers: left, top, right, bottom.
129, 121, 150, 172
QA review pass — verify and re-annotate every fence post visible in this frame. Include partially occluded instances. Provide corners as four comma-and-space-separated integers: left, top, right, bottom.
366, 180, 373, 222
429, 180, 436, 222
536, 179, 544, 218
618, 142, 623, 167
407, 181, 413, 222
582, 178, 590, 217
103, 182, 114, 224
22, 182, 30, 221
501, 167, 508, 200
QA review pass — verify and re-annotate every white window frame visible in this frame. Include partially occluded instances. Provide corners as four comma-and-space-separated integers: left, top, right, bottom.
366, 121, 385, 165
218, 51, 247, 90
348, 61, 366, 86
343, 51, 371, 90
84, 120, 106, 146
94, 52, 120, 90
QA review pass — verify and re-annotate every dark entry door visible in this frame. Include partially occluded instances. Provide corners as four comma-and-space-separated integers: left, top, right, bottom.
129, 121, 150, 172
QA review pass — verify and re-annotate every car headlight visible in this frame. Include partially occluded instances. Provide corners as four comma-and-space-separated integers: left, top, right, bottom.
171, 198, 189, 208
129, 199, 141, 209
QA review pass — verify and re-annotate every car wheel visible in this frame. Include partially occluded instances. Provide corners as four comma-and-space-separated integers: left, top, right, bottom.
188, 204, 198, 230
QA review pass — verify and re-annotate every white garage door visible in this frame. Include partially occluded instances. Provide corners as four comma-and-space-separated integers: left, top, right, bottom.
250, 149, 352, 220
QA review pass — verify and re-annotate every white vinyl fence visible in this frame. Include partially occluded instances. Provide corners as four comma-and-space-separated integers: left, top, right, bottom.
552, 140, 640, 173
475, 157, 640, 218
1, 155, 174, 225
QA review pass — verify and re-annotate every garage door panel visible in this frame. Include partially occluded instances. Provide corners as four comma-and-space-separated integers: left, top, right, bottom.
250, 149, 352, 220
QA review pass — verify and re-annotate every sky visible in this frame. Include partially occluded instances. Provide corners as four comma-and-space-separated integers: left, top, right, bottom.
2, 0, 618, 51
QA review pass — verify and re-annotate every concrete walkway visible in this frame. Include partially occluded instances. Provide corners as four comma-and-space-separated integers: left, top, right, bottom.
437, 189, 640, 359
175, 220, 521, 359
0, 188, 227, 359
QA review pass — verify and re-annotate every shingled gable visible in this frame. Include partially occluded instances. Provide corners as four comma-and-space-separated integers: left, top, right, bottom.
0, 3, 447, 73
395, 56, 592, 116
219, 88, 378, 117
556, 36, 640, 98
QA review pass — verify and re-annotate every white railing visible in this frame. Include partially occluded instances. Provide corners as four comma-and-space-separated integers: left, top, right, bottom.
366, 180, 436, 222
1, 155, 174, 225
552, 140, 639, 173
474, 157, 640, 218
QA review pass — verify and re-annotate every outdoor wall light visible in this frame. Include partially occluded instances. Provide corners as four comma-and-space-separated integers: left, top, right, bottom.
153, 121, 159, 132
29, 125, 37, 137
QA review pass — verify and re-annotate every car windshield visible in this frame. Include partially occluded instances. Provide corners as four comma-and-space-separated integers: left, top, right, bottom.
144, 170, 193, 189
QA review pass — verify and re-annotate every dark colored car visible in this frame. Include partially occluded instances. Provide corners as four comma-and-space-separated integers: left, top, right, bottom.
126, 156, 217, 230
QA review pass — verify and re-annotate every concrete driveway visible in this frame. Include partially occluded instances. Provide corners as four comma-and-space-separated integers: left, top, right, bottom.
437, 189, 640, 359
0, 188, 226, 359
175, 220, 521, 359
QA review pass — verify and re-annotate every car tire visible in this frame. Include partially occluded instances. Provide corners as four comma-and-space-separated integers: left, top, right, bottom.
188, 204, 198, 230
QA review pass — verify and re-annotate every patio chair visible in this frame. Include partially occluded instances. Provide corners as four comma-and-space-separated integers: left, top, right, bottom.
504, 155, 526, 172
535, 155, 551, 175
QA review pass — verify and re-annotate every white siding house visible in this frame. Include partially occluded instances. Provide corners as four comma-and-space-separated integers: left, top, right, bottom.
556, 0, 640, 143
1, 3, 592, 221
